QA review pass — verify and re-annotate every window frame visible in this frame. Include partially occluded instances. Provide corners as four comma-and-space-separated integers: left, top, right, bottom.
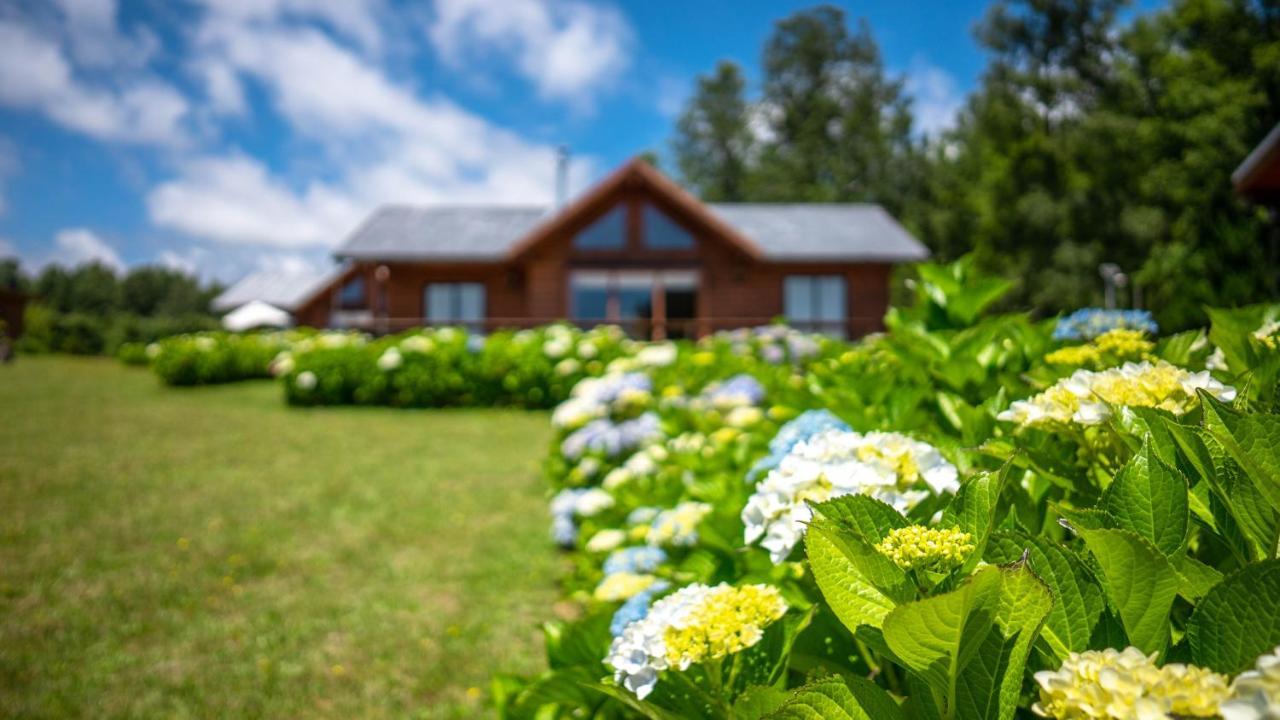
424, 282, 486, 325
783, 274, 848, 337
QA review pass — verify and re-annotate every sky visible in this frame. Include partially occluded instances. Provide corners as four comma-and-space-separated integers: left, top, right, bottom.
0, 0, 1147, 283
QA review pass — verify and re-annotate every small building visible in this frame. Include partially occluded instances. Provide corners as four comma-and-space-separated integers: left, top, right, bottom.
212, 266, 344, 323
294, 158, 928, 339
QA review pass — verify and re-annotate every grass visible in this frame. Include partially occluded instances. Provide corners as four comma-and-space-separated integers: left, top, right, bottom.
0, 356, 559, 719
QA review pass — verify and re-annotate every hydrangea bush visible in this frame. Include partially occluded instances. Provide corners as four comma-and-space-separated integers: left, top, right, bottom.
494, 260, 1280, 720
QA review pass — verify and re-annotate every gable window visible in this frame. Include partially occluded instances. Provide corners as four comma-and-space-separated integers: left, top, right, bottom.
642, 203, 694, 249
426, 283, 486, 325
784, 275, 847, 337
338, 275, 367, 309
573, 205, 627, 250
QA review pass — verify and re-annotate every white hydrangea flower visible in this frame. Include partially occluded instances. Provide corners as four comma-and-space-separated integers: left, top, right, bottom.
742, 429, 959, 563
647, 502, 712, 547
636, 343, 678, 367
295, 371, 317, 390
1222, 646, 1280, 720
726, 406, 763, 428
544, 337, 571, 358
377, 348, 402, 371
401, 335, 434, 354
586, 529, 627, 553
555, 358, 581, 376
552, 397, 605, 430
578, 340, 599, 359
575, 488, 616, 517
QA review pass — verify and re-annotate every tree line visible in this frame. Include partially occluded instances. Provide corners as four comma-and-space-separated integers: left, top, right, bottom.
670, 0, 1279, 329
0, 259, 222, 354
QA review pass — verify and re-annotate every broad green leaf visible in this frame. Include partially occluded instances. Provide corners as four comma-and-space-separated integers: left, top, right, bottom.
1075, 527, 1179, 654
733, 685, 790, 719
882, 563, 1051, 720
1173, 555, 1224, 602
1187, 560, 1280, 674
953, 561, 1054, 720
727, 607, 814, 697
1167, 417, 1279, 560
811, 494, 907, 543
586, 681, 693, 720
763, 675, 903, 720
544, 612, 611, 670
1201, 393, 1280, 518
1100, 440, 1189, 558
987, 531, 1104, 659
941, 468, 1007, 570
806, 519, 913, 632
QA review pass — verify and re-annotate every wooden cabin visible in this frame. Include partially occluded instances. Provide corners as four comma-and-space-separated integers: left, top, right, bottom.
289, 158, 928, 339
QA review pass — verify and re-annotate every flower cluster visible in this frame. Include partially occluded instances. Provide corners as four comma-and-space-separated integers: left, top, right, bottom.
748, 409, 852, 481
646, 502, 713, 547
697, 374, 767, 410
999, 361, 1237, 428
742, 429, 959, 563
594, 571, 661, 602
1222, 646, 1280, 720
552, 372, 653, 429
1044, 328, 1155, 368
561, 413, 664, 459
1054, 309, 1159, 341
549, 488, 615, 546
606, 583, 787, 699
1033, 647, 1230, 719
710, 325, 824, 364
875, 525, 974, 572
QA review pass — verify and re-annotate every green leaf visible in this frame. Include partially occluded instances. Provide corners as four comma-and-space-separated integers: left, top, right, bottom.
882, 563, 1052, 720
1100, 439, 1189, 558
586, 681, 691, 720
1167, 417, 1279, 560
1075, 527, 1179, 654
941, 468, 1007, 572
732, 685, 790, 719
1173, 555, 1224, 602
806, 519, 913, 633
762, 675, 904, 720
953, 560, 1054, 720
986, 531, 1104, 659
810, 494, 908, 542
1187, 560, 1280, 674
1201, 393, 1280, 518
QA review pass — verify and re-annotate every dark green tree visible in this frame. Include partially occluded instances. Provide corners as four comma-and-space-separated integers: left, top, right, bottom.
673, 61, 754, 201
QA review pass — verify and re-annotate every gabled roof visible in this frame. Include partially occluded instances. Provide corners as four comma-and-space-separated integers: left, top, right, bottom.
338, 205, 548, 261
1234, 123, 1280, 203
333, 157, 929, 263
212, 265, 346, 313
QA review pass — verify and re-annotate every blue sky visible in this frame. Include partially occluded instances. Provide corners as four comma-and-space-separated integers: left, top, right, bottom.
0, 0, 1156, 282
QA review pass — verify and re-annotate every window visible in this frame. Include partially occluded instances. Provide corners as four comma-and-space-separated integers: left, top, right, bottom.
338, 275, 367, 309
425, 283, 486, 324
784, 275, 847, 337
642, 203, 694, 249
573, 206, 627, 250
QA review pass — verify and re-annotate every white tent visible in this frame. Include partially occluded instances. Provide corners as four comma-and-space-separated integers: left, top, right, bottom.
222, 300, 293, 331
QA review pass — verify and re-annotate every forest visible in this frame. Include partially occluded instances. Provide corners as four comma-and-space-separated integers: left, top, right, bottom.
670, 0, 1280, 329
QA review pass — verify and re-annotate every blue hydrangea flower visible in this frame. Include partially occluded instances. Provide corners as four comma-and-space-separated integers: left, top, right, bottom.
748, 409, 851, 481
560, 412, 663, 460
549, 488, 585, 547
609, 580, 670, 636
603, 546, 668, 576
1053, 309, 1159, 341
702, 374, 766, 407
465, 334, 486, 353
595, 373, 652, 404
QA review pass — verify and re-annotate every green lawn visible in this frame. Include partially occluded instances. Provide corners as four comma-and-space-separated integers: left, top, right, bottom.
0, 356, 559, 719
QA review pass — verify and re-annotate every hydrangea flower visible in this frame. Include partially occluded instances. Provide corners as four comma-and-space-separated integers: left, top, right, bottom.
549, 488, 616, 546
295, 370, 317, 390
742, 429, 959, 563
700, 374, 766, 409
749, 410, 852, 481
647, 502, 713, 547
998, 361, 1237, 428
603, 546, 668, 576
1044, 328, 1155, 368
560, 413, 663, 459
609, 580, 671, 636
1054, 309, 1159, 341
1221, 646, 1280, 720
875, 525, 974, 572
585, 529, 627, 553
1033, 647, 1229, 719
401, 335, 435, 354
594, 572, 660, 602
635, 343, 678, 367
606, 583, 787, 699
377, 347, 403, 371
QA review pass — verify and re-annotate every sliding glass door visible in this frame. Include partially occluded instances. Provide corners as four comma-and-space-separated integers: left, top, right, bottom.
569, 270, 698, 339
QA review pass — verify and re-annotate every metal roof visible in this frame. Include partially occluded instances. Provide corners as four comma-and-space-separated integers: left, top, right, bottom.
333, 201, 928, 263
337, 205, 549, 261
212, 265, 345, 312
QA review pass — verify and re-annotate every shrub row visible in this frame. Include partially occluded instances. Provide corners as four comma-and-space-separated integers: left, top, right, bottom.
492, 259, 1280, 720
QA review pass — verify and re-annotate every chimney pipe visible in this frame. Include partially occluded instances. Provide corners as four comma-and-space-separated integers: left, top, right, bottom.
555, 145, 569, 209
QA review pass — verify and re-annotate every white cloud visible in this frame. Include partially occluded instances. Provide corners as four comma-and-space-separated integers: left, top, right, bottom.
0, 18, 189, 146
52, 228, 124, 270
428, 0, 631, 105
52, 0, 158, 69
905, 59, 963, 137
151, 17, 597, 248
